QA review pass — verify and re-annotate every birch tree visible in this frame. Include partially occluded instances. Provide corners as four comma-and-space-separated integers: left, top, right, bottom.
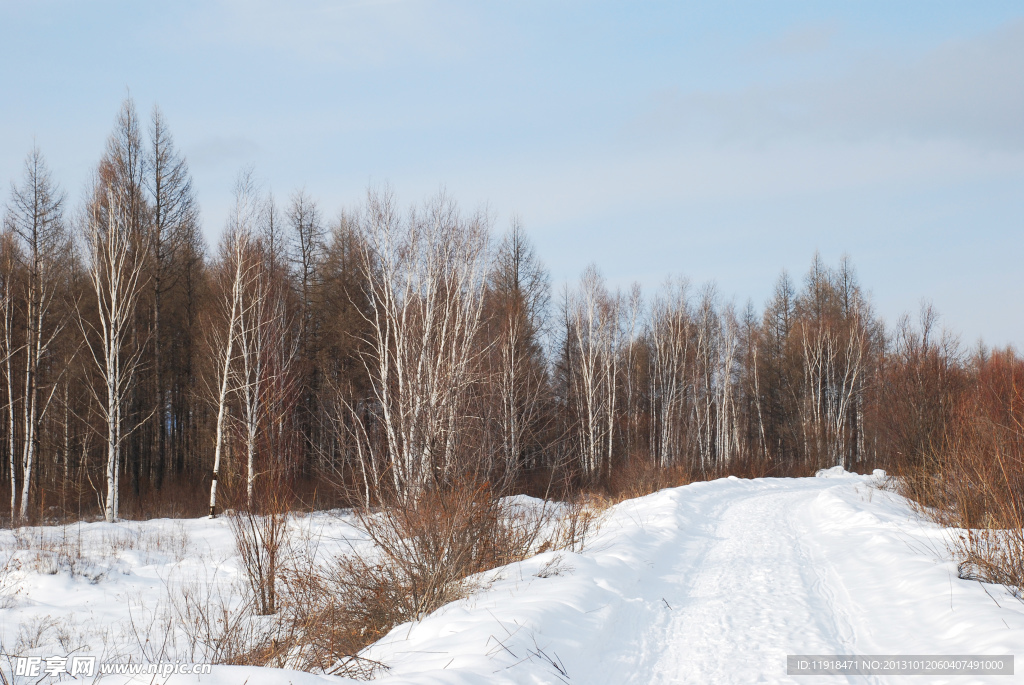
795, 255, 871, 468
236, 235, 296, 508
648, 279, 691, 468
352, 188, 489, 502
0, 231, 20, 520
6, 147, 70, 520
83, 188, 148, 522
714, 303, 740, 467
208, 171, 260, 517
690, 286, 720, 473
563, 266, 618, 480
99, 98, 151, 497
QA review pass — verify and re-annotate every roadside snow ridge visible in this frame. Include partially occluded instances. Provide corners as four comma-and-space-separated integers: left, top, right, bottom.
363, 472, 1024, 685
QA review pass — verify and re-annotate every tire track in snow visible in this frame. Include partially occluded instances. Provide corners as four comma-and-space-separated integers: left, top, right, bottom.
604, 486, 737, 683
603, 480, 866, 685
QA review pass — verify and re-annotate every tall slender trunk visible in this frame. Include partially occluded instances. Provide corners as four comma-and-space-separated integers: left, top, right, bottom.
19, 267, 42, 521
210, 248, 243, 518
154, 276, 165, 489
4, 305, 15, 521
105, 340, 120, 522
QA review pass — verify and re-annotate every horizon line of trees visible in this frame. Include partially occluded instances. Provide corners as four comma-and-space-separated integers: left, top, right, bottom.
0, 98, 1015, 522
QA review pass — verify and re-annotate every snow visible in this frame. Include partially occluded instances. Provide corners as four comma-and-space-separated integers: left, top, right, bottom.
2, 472, 1022, 684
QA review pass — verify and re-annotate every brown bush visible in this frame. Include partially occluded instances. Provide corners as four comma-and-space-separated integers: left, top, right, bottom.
273, 479, 549, 675
606, 459, 691, 501
894, 348, 1024, 599
227, 474, 293, 617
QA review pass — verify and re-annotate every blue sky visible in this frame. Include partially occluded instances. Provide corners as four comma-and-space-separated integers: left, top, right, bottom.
2, 1, 1022, 346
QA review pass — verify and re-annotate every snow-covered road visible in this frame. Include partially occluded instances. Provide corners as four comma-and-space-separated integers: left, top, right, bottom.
4, 470, 1022, 684
363, 471, 1023, 685
616, 482, 864, 683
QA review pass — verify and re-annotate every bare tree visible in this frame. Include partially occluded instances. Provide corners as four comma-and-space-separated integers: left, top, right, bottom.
487, 219, 550, 480
757, 271, 799, 465
598, 286, 623, 478
0, 231, 20, 520
236, 236, 297, 508
620, 283, 644, 461
563, 265, 619, 480
96, 98, 152, 499
260, 193, 287, 269
714, 303, 740, 467
287, 190, 325, 345
351, 188, 490, 501
208, 170, 261, 518
795, 255, 870, 468
6, 147, 70, 520
82, 187, 149, 522
287, 190, 325, 469
146, 106, 198, 489
648, 279, 692, 468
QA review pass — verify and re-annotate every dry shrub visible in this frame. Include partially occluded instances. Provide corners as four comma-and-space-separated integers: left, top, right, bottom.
550, 495, 606, 552
120, 480, 550, 677
171, 577, 261, 664
876, 310, 967, 506
946, 445, 1024, 597
275, 479, 547, 675
353, 481, 540, 618
122, 568, 297, 674
942, 404, 1024, 596
899, 348, 1024, 600
955, 526, 1024, 599
607, 459, 692, 502
227, 479, 292, 616
276, 556, 393, 677
129, 480, 605, 678
229, 510, 288, 616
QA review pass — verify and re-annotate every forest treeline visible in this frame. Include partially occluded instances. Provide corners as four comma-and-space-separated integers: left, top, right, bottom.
1, 99, 1021, 523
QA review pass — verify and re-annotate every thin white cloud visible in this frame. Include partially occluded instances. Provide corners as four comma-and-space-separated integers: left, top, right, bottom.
638, 19, 1024, 149
189, 0, 477, 67
188, 135, 261, 170
456, 137, 1024, 233
758, 22, 838, 58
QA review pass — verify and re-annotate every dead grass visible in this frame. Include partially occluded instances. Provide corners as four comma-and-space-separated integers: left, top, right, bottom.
5, 520, 191, 584
547, 494, 608, 553
10, 527, 105, 582
0, 554, 22, 608
606, 459, 692, 502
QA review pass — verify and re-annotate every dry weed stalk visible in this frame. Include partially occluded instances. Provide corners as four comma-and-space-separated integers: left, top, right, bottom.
227, 478, 292, 616
0, 554, 21, 608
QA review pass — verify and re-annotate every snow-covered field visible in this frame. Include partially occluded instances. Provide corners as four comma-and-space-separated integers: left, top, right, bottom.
2, 470, 1022, 684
